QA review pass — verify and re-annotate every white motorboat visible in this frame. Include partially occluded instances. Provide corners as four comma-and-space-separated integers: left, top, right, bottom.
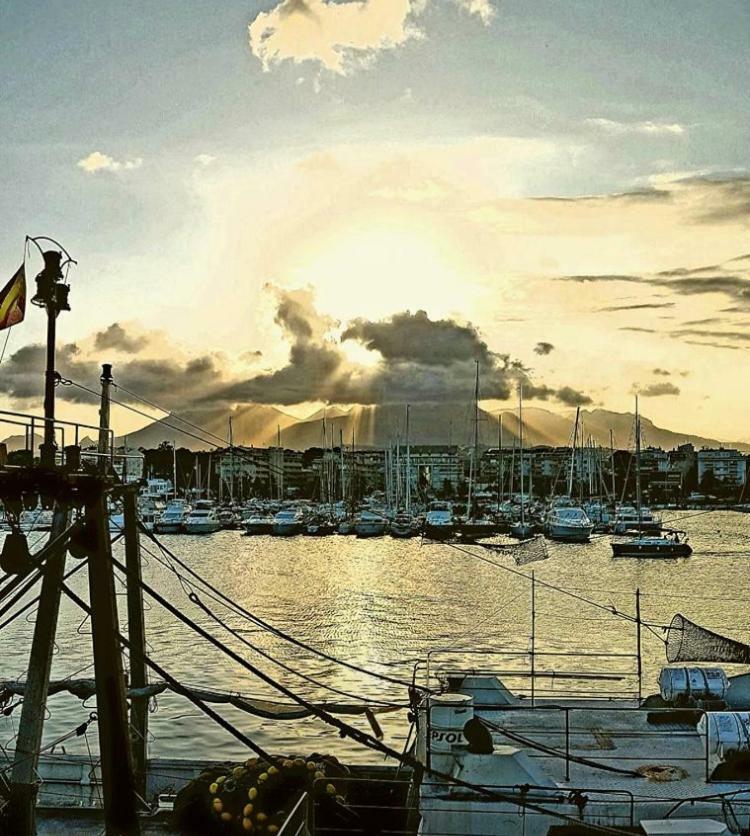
612, 530, 692, 558
612, 504, 662, 534
354, 509, 387, 538
423, 501, 455, 540
154, 499, 190, 534
545, 504, 594, 542
183, 500, 222, 534
243, 514, 274, 535
272, 508, 304, 536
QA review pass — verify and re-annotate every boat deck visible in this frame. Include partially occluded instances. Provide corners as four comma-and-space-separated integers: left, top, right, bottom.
475, 698, 750, 820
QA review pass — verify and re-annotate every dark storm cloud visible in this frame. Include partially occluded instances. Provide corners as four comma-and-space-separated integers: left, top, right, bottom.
553, 386, 593, 406
637, 382, 681, 397
0, 341, 226, 411
213, 293, 592, 407
341, 310, 493, 366
533, 341, 554, 355
94, 322, 148, 353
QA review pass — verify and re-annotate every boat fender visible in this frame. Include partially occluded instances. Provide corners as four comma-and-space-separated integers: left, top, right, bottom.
463, 717, 493, 754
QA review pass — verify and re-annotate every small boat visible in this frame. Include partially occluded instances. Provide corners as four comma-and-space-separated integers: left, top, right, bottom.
423, 501, 455, 540
612, 530, 692, 558
510, 520, 534, 540
154, 499, 190, 534
456, 516, 497, 540
242, 514, 274, 535
217, 507, 240, 530
612, 504, 662, 534
337, 517, 356, 535
272, 508, 304, 536
183, 500, 222, 534
354, 510, 387, 538
304, 516, 336, 536
390, 512, 418, 538
545, 505, 594, 542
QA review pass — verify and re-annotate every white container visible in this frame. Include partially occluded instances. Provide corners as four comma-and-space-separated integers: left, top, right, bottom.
428, 693, 474, 752
659, 667, 729, 703
697, 712, 750, 760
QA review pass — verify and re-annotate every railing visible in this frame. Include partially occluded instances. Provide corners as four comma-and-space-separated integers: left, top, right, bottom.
0, 409, 115, 471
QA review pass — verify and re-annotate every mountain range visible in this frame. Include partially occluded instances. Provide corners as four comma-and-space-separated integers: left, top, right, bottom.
102, 403, 750, 453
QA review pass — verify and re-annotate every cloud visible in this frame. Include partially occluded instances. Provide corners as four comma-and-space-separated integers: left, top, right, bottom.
453, 0, 495, 25
598, 301, 675, 312
0, 329, 230, 413
636, 382, 681, 397
248, 0, 422, 74
194, 153, 216, 167
247, 0, 496, 74
77, 151, 143, 173
585, 118, 686, 136
214, 290, 590, 407
342, 309, 493, 366
533, 341, 554, 355
94, 322, 149, 353
653, 368, 671, 376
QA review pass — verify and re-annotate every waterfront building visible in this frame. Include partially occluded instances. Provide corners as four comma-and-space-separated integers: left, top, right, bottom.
697, 447, 748, 486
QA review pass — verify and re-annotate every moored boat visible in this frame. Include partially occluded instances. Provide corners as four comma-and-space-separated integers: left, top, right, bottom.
390, 512, 418, 538
354, 509, 387, 538
272, 508, 304, 536
183, 500, 222, 534
545, 504, 594, 542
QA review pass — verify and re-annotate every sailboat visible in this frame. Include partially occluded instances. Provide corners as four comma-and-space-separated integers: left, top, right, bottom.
510, 385, 533, 540
611, 398, 692, 559
457, 362, 497, 540
391, 406, 419, 538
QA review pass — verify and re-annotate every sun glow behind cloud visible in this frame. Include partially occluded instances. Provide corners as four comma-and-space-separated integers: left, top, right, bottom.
286, 220, 472, 321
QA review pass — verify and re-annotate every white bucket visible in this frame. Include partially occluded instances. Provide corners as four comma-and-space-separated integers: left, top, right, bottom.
659, 667, 729, 703
697, 712, 750, 760
428, 693, 474, 753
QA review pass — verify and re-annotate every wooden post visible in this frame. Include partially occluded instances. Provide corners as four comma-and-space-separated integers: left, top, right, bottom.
530, 571, 536, 706
98, 364, 113, 474
123, 488, 148, 800
9, 504, 69, 836
86, 492, 141, 834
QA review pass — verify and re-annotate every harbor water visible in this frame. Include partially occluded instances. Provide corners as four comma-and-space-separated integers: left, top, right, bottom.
2, 510, 750, 767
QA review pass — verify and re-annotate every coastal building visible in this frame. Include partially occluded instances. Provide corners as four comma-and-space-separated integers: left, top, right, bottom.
697, 447, 747, 486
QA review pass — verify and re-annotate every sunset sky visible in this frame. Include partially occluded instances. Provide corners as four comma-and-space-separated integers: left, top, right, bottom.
1, 1, 749, 441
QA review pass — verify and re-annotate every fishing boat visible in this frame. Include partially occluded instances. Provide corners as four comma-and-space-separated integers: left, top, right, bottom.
272, 507, 305, 536
183, 500, 222, 534
354, 509, 387, 538
154, 499, 190, 534
611, 398, 692, 559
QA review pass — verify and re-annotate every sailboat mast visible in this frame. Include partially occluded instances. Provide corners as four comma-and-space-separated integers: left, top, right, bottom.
610, 428, 616, 500
229, 416, 234, 504
405, 404, 411, 514
173, 440, 177, 499
469, 360, 479, 519
496, 414, 502, 513
519, 385, 525, 525
635, 396, 642, 536
568, 407, 580, 497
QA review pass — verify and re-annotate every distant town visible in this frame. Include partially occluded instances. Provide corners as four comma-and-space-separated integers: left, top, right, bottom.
5, 440, 740, 506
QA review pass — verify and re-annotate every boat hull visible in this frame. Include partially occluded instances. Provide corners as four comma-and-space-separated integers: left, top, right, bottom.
183, 522, 221, 534
612, 541, 692, 558
154, 522, 183, 534
243, 522, 273, 535
545, 524, 593, 543
272, 523, 302, 536
355, 523, 387, 538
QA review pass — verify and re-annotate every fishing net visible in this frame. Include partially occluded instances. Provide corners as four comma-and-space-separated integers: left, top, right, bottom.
512, 535, 549, 566
666, 613, 750, 664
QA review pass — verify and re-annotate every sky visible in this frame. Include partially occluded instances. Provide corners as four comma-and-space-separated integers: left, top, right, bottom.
0, 0, 749, 441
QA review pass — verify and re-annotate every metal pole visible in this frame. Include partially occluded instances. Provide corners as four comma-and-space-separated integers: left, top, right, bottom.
98, 365, 113, 474
86, 491, 141, 834
530, 570, 536, 706
123, 488, 148, 801
9, 503, 69, 836
40, 305, 57, 467
635, 588, 642, 703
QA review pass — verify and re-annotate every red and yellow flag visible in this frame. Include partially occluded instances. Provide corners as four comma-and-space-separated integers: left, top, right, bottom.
0, 264, 25, 331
